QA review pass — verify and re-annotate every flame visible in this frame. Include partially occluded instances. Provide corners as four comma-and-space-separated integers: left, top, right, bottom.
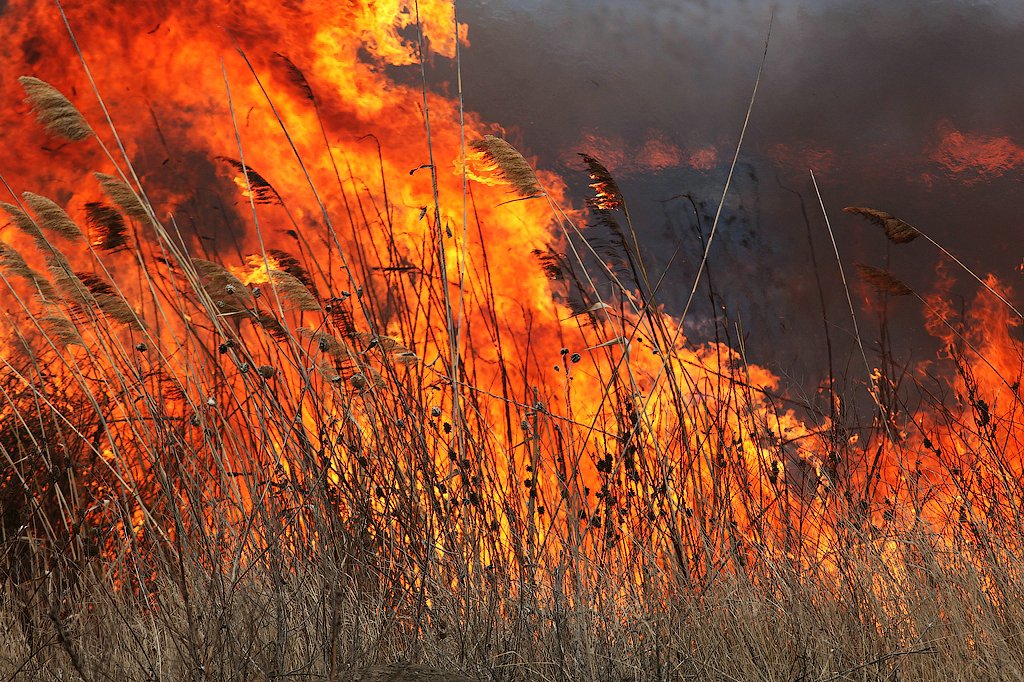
0, 0, 1022, 599
929, 120, 1024, 182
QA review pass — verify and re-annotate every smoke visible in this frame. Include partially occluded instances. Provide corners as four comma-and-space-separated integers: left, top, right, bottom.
456, 0, 1024, 385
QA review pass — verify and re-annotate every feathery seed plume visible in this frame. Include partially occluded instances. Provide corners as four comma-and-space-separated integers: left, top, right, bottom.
269, 269, 320, 310
94, 172, 149, 221
469, 135, 542, 198
22, 192, 84, 241
855, 263, 914, 297
1, 202, 44, 241
298, 327, 355, 361
217, 157, 283, 206
84, 202, 129, 252
579, 153, 623, 211
191, 258, 252, 313
844, 207, 920, 244
41, 314, 84, 348
18, 76, 92, 142
0, 241, 59, 301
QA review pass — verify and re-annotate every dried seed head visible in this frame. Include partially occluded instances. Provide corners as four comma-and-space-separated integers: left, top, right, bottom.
469, 135, 542, 198
41, 314, 84, 348
855, 263, 914, 297
579, 153, 623, 211
21, 192, 83, 241
84, 202, 129, 252
1, 202, 44, 241
94, 172, 150, 221
844, 207, 920, 244
191, 258, 252, 313
298, 327, 354, 361
0, 241, 59, 301
269, 269, 320, 310
72, 272, 146, 329
18, 76, 92, 141
257, 365, 277, 379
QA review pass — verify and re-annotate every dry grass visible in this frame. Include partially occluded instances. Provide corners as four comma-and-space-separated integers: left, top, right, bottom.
2, 39, 1024, 682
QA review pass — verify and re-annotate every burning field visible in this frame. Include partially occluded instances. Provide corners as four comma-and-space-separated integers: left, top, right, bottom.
1, 1, 1024, 680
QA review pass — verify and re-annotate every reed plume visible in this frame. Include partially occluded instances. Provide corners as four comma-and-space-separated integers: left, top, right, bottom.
1, 201, 44, 242
84, 202, 129, 252
191, 258, 252, 313
266, 248, 314, 289
253, 310, 290, 341
21, 192, 84, 241
269, 269, 320, 311
844, 206, 920, 244
41, 313, 84, 348
75, 273, 145, 328
46, 253, 143, 329
298, 327, 354, 361
18, 75, 92, 142
579, 153, 623, 211
94, 172, 149, 221
469, 135, 542, 198
217, 157, 283, 206
855, 263, 913, 297
274, 52, 315, 102
0, 240, 59, 301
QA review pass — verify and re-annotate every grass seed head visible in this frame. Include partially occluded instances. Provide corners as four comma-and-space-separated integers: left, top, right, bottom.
269, 269, 320, 311
94, 172, 150, 221
22, 192, 84, 241
844, 206, 921, 244
469, 135, 542, 198
855, 263, 914, 297
579, 153, 623, 211
18, 75, 93, 142
1, 201, 44, 241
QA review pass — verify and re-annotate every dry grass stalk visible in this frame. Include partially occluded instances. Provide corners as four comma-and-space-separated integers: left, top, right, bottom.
579, 153, 623, 211
855, 263, 914, 297
0, 241, 59, 301
1, 201, 44, 241
269, 269, 320, 311
21, 192, 84, 241
18, 75, 92, 142
469, 135, 542, 198
337, 663, 480, 682
844, 206, 920, 244
94, 172, 149, 221
84, 201, 129, 252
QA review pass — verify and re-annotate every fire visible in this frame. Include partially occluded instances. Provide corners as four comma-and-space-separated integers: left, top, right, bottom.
0, 0, 1022, 600
929, 119, 1024, 182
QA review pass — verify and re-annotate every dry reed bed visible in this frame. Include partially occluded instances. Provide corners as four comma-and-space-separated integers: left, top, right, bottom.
0, 53, 1023, 682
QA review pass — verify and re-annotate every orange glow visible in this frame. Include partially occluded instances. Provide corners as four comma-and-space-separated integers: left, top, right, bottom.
930, 120, 1024, 182
0, 0, 1022, 594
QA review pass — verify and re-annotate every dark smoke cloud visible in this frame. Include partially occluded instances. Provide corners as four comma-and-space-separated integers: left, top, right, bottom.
453, 0, 1024, 389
